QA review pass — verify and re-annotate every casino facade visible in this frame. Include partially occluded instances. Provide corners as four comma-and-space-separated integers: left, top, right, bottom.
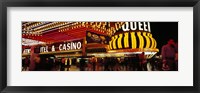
22, 22, 159, 60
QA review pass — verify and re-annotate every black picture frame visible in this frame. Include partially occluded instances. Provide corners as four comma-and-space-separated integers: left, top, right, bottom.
0, 0, 199, 93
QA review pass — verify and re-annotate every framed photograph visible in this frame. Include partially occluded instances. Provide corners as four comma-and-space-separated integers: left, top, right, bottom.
0, 0, 199, 93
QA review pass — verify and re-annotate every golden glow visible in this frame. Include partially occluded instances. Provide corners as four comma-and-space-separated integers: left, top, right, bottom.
124, 32, 129, 48
148, 33, 154, 48
137, 32, 144, 48
23, 22, 125, 36
153, 38, 157, 48
113, 35, 118, 49
115, 23, 118, 30
109, 37, 115, 50
109, 41, 112, 50
108, 48, 158, 52
130, 32, 136, 49
151, 37, 155, 48
108, 31, 158, 51
117, 34, 123, 49
143, 32, 150, 48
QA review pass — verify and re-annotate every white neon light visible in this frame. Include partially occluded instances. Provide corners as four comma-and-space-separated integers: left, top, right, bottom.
22, 38, 45, 46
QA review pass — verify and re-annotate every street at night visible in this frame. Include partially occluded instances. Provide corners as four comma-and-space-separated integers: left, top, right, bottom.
22, 22, 178, 71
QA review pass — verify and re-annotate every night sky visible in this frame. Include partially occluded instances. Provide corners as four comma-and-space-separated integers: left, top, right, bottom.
150, 22, 178, 55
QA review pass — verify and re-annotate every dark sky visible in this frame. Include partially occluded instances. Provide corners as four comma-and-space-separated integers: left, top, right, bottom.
150, 22, 178, 54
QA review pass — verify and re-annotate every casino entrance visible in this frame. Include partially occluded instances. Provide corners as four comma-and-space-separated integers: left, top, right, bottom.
22, 22, 160, 71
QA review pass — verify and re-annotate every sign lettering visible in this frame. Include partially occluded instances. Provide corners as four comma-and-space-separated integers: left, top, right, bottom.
22, 40, 83, 54
122, 22, 151, 32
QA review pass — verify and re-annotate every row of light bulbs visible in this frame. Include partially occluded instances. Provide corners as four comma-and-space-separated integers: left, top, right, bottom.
58, 22, 87, 32
59, 22, 125, 36
33, 22, 66, 33
22, 31, 42, 36
23, 22, 46, 31
58, 22, 78, 31
23, 22, 70, 35
33, 22, 54, 31
23, 22, 125, 37
22, 22, 36, 26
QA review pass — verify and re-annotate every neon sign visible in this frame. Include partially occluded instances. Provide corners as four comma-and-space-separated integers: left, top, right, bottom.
22, 40, 83, 54
122, 22, 151, 32
58, 42, 82, 51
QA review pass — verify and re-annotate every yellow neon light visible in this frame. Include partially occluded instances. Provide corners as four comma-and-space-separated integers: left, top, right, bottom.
152, 38, 155, 48
109, 41, 112, 50
153, 38, 157, 48
137, 32, 144, 48
113, 35, 118, 49
143, 32, 150, 48
130, 32, 136, 49
124, 32, 129, 48
148, 33, 154, 48
109, 37, 114, 50
117, 34, 123, 49
109, 31, 157, 50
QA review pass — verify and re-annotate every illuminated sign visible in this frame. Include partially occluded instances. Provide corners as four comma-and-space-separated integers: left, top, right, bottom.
41, 41, 82, 53
109, 31, 157, 50
22, 40, 83, 54
86, 31, 110, 44
122, 22, 151, 32
40, 46, 48, 53
23, 49, 31, 54
58, 42, 82, 51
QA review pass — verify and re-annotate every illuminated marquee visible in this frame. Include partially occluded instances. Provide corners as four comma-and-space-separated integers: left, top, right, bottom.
122, 22, 151, 32
23, 49, 31, 54
109, 31, 157, 50
22, 40, 83, 54
39, 41, 82, 53
58, 42, 82, 51
109, 22, 158, 54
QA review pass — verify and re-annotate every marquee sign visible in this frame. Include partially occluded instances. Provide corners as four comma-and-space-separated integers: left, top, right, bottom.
109, 31, 157, 50
122, 22, 151, 32
109, 22, 158, 51
22, 40, 83, 54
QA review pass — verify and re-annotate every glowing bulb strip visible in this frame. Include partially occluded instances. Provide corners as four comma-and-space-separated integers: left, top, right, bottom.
35, 22, 70, 33
23, 22, 124, 36
24, 22, 42, 30
22, 22, 35, 26
22, 38, 45, 46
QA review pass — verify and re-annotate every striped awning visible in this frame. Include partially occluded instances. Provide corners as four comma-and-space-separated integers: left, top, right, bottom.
108, 31, 158, 52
